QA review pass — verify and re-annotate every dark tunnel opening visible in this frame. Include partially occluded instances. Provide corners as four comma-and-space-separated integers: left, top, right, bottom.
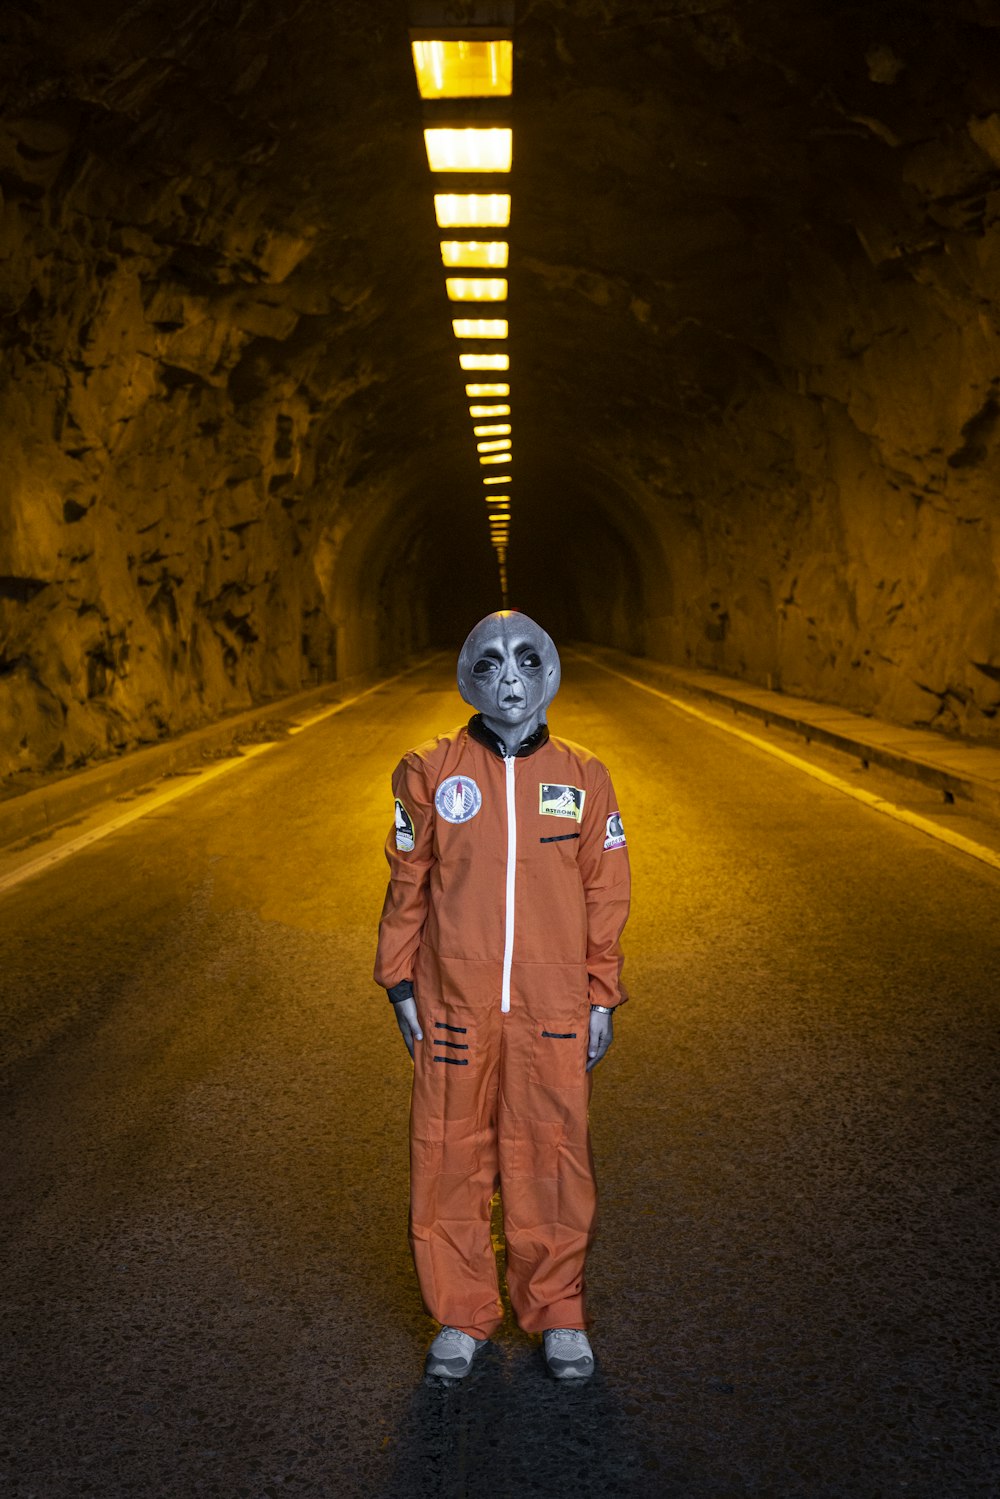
507, 456, 667, 657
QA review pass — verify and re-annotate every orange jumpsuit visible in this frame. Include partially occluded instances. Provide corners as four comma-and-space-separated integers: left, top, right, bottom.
374, 716, 630, 1340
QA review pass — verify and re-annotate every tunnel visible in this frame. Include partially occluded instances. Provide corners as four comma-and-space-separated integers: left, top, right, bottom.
2, 6, 1000, 1498
3, 0, 1000, 780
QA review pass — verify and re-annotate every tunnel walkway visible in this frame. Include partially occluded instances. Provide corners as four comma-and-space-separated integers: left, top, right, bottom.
1, 656, 997, 1498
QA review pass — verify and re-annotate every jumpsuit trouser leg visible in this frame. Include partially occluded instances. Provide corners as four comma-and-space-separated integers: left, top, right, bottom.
408, 995, 597, 1340
498, 999, 597, 1334
409, 1001, 504, 1341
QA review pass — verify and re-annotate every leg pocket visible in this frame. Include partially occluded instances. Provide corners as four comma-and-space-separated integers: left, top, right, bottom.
525, 1023, 589, 1123
412, 1013, 495, 1175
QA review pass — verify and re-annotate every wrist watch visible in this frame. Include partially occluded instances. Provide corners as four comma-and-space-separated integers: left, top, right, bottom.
590, 1004, 613, 1014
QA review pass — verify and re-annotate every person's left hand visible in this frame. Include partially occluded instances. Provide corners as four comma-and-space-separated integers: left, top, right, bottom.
586, 1008, 614, 1072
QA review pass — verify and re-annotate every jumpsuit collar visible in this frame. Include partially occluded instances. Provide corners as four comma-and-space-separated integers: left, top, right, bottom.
467, 714, 550, 759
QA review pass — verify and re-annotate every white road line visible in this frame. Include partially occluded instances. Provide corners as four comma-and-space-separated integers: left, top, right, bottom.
578, 654, 1000, 875
0, 663, 429, 897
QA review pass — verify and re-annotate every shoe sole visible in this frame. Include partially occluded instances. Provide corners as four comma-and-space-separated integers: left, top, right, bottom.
424, 1341, 489, 1380
546, 1363, 594, 1380
425, 1357, 474, 1378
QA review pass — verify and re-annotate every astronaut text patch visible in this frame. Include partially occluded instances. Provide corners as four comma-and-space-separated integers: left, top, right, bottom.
539, 784, 586, 821
435, 775, 483, 824
604, 811, 626, 850
394, 799, 415, 852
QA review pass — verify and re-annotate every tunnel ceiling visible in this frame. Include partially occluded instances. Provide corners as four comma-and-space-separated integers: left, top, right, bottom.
4, 0, 1000, 776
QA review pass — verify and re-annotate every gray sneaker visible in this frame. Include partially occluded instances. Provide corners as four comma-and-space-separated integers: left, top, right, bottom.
542, 1328, 595, 1380
425, 1326, 488, 1379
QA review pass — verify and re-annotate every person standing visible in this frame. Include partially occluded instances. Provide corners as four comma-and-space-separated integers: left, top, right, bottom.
374, 611, 630, 1380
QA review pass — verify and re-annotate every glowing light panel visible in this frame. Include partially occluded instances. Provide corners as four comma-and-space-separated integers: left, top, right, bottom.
425, 128, 512, 173
411, 40, 512, 99
477, 439, 511, 452
453, 318, 508, 339
461, 353, 509, 370
442, 241, 509, 269
473, 424, 511, 436
446, 278, 508, 302
466, 383, 509, 397
469, 404, 510, 417
435, 194, 510, 228
483, 474, 511, 484
480, 453, 510, 464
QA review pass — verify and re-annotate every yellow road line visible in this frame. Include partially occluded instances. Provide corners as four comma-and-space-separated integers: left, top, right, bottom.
578, 654, 1000, 875
0, 662, 432, 897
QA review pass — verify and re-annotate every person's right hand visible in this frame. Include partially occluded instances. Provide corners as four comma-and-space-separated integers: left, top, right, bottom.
392, 996, 423, 1059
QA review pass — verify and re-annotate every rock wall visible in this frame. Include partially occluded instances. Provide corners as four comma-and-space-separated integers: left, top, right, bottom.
0, 139, 346, 778
0, 4, 489, 786
607, 119, 1000, 737
507, 1, 1000, 742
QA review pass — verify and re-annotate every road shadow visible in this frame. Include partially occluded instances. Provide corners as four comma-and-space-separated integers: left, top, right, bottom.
373, 1335, 685, 1499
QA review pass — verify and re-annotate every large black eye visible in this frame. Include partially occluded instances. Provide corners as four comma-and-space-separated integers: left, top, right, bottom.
521, 651, 542, 669
472, 658, 495, 675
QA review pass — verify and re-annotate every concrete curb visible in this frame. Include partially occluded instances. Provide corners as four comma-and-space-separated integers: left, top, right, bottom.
573, 646, 1000, 819
0, 660, 430, 850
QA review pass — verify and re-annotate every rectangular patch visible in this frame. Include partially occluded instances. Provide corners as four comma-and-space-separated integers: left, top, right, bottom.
394, 798, 415, 852
603, 810, 626, 850
539, 783, 585, 821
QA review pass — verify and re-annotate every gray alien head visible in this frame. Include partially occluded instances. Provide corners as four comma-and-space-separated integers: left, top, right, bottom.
457, 611, 561, 744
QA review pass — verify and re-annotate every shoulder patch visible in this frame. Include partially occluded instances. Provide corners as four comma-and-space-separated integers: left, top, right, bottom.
394, 798, 415, 852
539, 783, 586, 822
435, 775, 482, 824
604, 811, 626, 850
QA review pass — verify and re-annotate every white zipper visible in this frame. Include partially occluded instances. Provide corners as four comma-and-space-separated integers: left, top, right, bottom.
501, 754, 517, 1013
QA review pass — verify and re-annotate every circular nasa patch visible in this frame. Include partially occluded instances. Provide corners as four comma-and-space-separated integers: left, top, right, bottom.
435, 774, 482, 824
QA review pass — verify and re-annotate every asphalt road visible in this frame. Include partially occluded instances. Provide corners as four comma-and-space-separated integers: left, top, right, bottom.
1, 655, 997, 1499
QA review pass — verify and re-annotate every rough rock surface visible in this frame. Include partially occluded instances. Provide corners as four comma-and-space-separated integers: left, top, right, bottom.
0, 0, 490, 782
508, 1, 1000, 742
2, 0, 1000, 781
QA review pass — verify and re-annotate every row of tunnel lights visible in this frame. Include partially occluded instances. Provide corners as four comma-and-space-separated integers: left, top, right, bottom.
409, 32, 515, 602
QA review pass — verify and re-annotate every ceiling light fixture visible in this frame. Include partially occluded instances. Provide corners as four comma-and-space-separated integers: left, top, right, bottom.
480, 453, 511, 464
411, 39, 513, 99
460, 353, 509, 370
442, 240, 509, 269
465, 383, 509, 398
469, 403, 511, 417
477, 438, 511, 452
434, 194, 510, 228
453, 318, 508, 339
446, 277, 508, 301
424, 127, 512, 173
473, 424, 511, 436
483, 474, 511, 485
